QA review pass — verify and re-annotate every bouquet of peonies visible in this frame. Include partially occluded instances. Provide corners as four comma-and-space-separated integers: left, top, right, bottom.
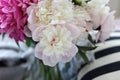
0, 0, 116, 79
0, 0, 115, 66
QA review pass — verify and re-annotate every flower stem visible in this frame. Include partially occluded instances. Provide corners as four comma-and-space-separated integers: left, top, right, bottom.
78, 50, 90, 64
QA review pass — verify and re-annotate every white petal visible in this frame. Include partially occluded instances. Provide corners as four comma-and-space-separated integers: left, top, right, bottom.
35, 43, 44, 59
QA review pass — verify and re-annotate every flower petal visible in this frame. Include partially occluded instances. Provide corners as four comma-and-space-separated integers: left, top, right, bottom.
65, 23, 80, 39
61, 44, 78, 62
32, 26, 46, 41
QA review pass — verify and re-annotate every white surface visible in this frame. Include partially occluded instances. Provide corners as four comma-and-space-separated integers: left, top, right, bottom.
93, 70, 120, 80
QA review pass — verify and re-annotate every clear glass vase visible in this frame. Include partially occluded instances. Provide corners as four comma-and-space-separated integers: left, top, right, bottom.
38, 40, 94, 80
39, 52, 94, 80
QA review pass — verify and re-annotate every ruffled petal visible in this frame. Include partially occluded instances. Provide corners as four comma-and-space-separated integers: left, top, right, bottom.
35, 43, 44, 59
65, 23, 80, 39
32, 26, 46, 41
61, 44, 78, 62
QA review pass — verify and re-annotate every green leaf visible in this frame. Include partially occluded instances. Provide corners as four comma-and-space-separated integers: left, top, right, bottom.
78, 50, 90, 64
39, 60, 63, 80
63, 62, 70, 73
25, 38, 32, 47
88, 34, 95, 45
72, 0, 82, 6
39, 60, 45, 80
56, 64, 62, 80
77, 46, 97, 51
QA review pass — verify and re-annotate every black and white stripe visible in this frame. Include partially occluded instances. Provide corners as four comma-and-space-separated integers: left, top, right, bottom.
78, 30, 120, 80
94, 31, 120, 59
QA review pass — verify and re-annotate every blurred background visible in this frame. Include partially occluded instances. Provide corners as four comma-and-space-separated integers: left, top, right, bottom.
109, 0, 120, 17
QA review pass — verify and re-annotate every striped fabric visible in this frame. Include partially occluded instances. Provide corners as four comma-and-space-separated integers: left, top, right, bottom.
77, 30, 120, 80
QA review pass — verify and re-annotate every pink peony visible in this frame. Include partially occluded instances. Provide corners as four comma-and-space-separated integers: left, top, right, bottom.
96, 11, 115, 41
0, 0, 38, 42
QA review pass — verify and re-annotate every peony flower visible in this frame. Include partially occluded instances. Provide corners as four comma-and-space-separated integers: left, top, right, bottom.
86, 0, 115, 41
27, 0, 74, 32
27, 0, 92, 42
96, 11, 115, 41
27, 0, 89, 66
74, 6, 91, 22
0, 0, 37, 42
25, 0, 116, 66
86, 0, 110, 28
34, 25, 78, 66
72, 6, 93, 41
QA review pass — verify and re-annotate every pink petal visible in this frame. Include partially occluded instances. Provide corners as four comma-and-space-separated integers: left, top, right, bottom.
35, 43, 44, 60
35, 43, 59, 67
27, 23, 38, 32
24, 26, 32, 37
28, 9, 38, 24
101, 11, 115, 32
65, 23, 80, 39
42, 54, 59, 67
99, 11, 115, 41
0, 22, 7, 28
96, 31, 101, 42
61, 44, 78, 62
27, 5, 35, 15
32, 26, 46, 41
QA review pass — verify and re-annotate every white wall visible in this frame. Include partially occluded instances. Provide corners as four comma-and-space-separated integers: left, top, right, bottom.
109, 0, 120, 17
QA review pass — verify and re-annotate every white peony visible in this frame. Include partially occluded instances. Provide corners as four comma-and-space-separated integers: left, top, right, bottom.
34, 0, 74, 25
34, 25, 78, 66
86, 0, 110, 28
